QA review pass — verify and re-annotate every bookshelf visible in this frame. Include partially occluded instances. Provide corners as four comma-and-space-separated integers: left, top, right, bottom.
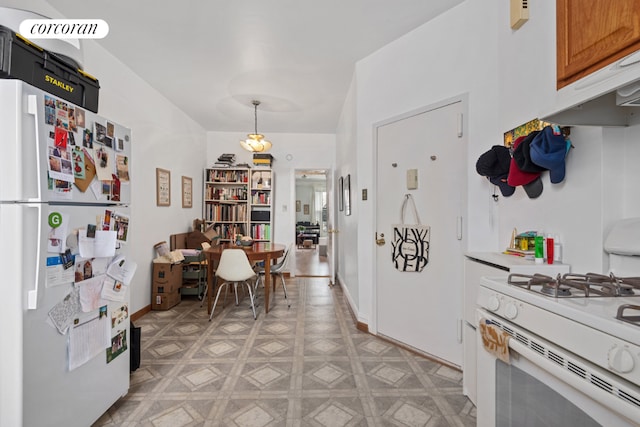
203, 167, 274, 243
250, 169, 273, 242
203, 167, 249, 242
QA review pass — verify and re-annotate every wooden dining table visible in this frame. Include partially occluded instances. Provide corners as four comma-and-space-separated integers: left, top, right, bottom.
203, 242, 285, 314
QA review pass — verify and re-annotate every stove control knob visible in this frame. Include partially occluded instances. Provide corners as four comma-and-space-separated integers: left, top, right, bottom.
608, 346, 634, 373
487, 295, 500, 311
504, 303, 518, 319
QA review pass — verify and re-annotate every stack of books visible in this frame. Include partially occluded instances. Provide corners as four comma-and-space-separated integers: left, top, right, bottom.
253, 153, 273, 168
214, 153, 236, 167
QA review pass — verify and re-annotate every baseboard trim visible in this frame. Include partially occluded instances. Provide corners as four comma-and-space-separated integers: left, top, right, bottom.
334, 279, 369, 333
132, 305, 151, 322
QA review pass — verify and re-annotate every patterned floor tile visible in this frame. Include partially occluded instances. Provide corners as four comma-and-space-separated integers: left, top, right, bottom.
91, 279, 475, 426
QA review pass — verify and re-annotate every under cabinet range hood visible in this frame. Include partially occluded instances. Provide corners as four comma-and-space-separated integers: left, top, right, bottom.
541, 50, 640, 127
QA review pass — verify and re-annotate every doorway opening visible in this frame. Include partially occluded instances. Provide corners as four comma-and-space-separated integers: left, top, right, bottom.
294, 169, 330, 277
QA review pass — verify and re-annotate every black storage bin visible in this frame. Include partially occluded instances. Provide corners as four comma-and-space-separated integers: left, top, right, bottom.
0, 25, 100, 112
130, 321, 141, 372
251, 210, 271, 222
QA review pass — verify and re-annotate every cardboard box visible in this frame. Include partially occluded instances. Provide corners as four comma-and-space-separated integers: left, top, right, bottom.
152, 262, 182, 291
151, 262, 182, 310
152, 291, 181, 310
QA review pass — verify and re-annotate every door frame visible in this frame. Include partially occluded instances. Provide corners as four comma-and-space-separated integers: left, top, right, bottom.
370, 94, 468, 336
290, 167, 335, 280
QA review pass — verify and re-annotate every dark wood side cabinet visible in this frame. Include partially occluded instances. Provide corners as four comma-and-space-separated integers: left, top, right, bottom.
557, 0, 640, 89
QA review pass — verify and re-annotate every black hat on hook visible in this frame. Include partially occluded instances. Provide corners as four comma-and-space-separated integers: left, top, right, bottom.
476, 145, 515, 197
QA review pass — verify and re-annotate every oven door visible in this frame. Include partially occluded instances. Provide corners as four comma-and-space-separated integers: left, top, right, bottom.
476, 309, 640, 427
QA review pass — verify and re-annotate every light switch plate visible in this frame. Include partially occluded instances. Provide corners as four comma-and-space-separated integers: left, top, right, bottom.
407, 169, 418, 190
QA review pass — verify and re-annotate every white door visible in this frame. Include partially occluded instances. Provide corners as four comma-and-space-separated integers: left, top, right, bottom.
375, 99, 466, 366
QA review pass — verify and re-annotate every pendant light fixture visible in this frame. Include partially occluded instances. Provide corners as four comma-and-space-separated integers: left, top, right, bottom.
240, 100, 272, 153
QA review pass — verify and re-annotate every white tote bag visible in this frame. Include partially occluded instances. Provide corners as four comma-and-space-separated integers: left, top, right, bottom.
391, 194, 430, 272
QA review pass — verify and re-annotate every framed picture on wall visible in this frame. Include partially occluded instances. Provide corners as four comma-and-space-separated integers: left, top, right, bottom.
156, 168, 170, 206
181, 176, 192, 208
296, 200, 301, 212
304, 204, 310, 215
344, 174, 351, 216
338, 176, 344, 211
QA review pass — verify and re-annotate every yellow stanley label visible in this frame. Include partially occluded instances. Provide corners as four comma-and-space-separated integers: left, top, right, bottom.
44, 75, 74, 93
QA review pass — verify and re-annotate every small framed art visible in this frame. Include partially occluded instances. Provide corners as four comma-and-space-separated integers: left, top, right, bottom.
182, 176, 192, 208
344, 174, 351, 216
338, 176, 344, 211
156, 168, 171, 206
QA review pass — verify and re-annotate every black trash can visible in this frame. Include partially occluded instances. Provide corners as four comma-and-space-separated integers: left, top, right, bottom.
130, 321, 141, 372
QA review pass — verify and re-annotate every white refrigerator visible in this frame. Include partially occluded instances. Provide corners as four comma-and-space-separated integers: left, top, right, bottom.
0, 80, 134, 427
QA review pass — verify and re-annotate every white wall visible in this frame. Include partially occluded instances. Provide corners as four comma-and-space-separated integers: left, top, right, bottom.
6, 0, 209, 314
494, 2, 640, 272
335, 74, 359, 308
295, 181, 325, 224
339, 1, 499, 326
336, 0, 640, 327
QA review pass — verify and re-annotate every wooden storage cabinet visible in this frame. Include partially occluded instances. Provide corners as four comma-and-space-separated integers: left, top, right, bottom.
250, 169, 273, 242
557, 0, 640, 88
203, 168, 249, 242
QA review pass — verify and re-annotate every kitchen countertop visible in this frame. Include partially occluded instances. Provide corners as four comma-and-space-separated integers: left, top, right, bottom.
465, 251, 571, 273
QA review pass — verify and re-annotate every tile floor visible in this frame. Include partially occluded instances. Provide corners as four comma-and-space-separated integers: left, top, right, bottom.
93, 277, 476, 426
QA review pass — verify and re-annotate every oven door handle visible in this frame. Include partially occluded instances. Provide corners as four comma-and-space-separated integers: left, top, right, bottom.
508, 338, 640, 425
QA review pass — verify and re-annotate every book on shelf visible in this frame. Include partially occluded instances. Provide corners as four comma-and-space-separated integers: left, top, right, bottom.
504, 247, 534, 256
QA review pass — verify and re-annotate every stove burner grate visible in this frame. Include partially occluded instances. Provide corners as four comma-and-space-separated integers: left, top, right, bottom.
616, 304, 640, 326
507, 272, 640, 298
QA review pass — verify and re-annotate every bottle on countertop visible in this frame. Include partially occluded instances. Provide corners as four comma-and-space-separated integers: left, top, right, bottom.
546, 234, 554, 264
553, 235, 562, 263
534, 235, 544, 264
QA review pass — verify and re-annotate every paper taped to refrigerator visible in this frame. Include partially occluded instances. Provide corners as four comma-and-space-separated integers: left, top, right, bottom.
68, 307, 110, 371
78, 229, 117, 258
77, 275, 107, 312
47, 287, 81, 334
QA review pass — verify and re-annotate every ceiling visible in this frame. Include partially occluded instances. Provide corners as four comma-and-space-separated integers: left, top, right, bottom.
47, 0, 462, 134
295, 169, 327, 182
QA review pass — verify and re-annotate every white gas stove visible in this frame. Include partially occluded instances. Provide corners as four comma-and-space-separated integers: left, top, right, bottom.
475, 219, 640, 426
479, 274, 640, 386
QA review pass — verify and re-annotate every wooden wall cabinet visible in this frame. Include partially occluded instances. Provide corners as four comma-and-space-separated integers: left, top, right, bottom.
557, 0, 640, 89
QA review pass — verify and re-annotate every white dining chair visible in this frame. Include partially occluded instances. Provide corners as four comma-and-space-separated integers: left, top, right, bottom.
254, 243, 292, 308
209, 249, 257, 321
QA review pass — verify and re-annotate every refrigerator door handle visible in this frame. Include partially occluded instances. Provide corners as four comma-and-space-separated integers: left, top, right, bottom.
26, 203, 42, 309
27, 95, 42, 202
